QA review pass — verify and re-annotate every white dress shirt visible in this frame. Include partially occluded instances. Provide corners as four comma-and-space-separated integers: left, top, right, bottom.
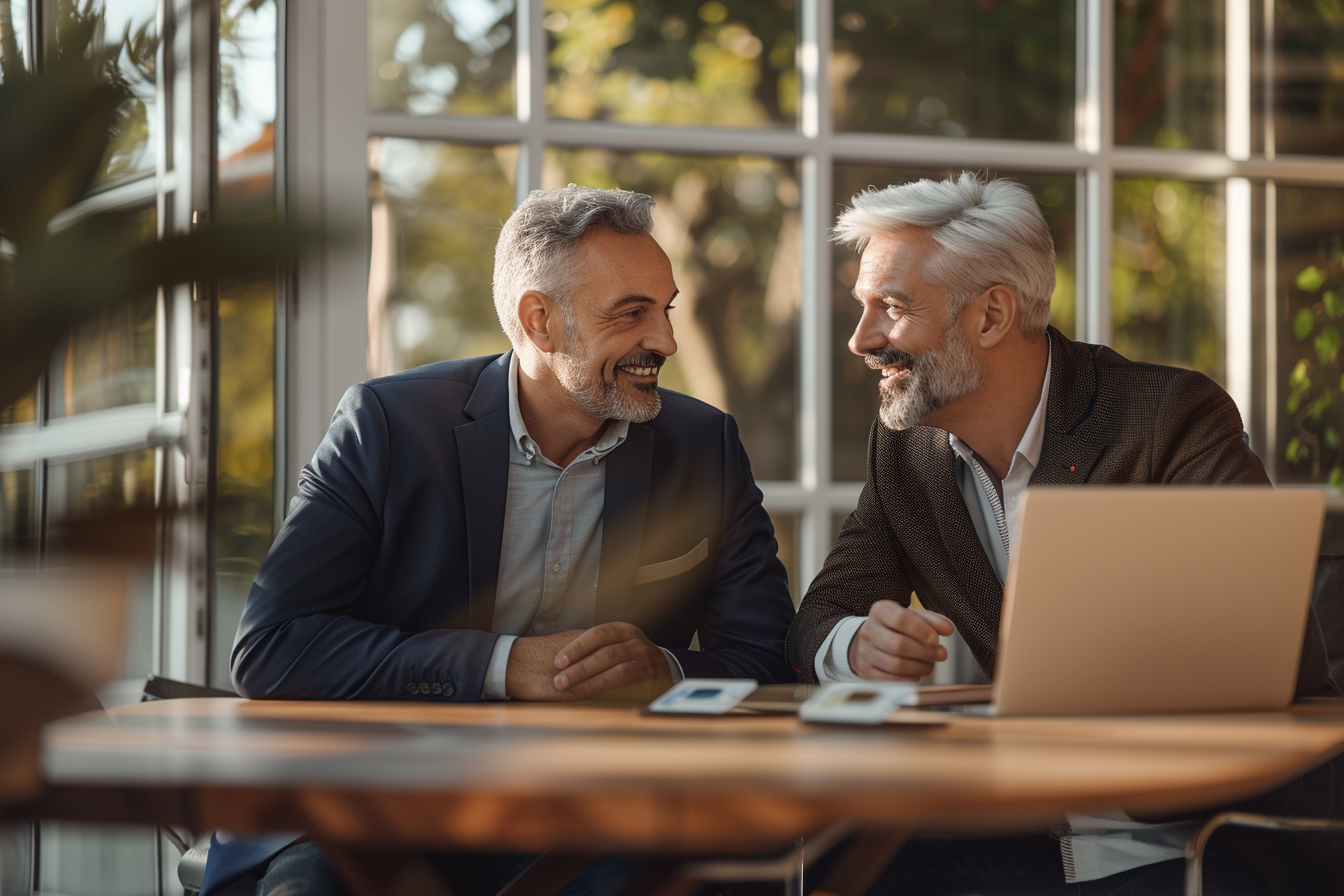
481, 354, 684, 699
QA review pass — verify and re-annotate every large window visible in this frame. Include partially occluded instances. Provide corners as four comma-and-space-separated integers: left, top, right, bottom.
311, 0, 1344, 608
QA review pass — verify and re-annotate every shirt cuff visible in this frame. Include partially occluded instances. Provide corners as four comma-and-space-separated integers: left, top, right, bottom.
482, 634, 517, 700
816, 616, 866, 683
660, 647, 686, 683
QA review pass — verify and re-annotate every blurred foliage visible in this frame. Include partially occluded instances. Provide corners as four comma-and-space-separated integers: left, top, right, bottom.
369, 0, 516, 115
832, 0, 1072, 139
1111, 178, 1224, 384
1114, 0, 1222, 150
545, 0, 795, 126
0, 3, 299, 422
1280, 186, 1344, 487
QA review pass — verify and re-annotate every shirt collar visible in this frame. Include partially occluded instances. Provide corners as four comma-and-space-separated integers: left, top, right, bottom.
507, 351, 629, 465
949, 340, 1052, 471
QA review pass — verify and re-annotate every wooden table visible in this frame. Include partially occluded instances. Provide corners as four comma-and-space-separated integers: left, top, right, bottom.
20, 697, 1344, 895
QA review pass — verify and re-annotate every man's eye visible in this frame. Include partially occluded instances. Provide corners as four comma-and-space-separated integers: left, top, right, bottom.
664, 304, 676, 315
885, 303, 903, 321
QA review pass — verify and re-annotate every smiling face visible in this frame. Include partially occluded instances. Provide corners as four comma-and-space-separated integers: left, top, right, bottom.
849, 228, 984, 430
550, 226, 679, 423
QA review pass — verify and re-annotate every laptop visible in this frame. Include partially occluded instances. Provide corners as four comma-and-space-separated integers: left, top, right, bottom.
927, 487, 1325, 715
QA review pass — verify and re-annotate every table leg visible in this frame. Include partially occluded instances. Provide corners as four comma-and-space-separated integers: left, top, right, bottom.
319, 844, 455, 896
809, 827, 909, 896
494, 851, 594, 896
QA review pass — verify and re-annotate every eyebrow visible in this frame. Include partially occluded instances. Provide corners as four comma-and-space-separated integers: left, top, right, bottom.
852, 287, 911, 303
611, 289, 680, 310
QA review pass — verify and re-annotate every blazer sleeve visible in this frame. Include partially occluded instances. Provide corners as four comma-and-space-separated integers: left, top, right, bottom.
786, 421, 916, 684
230, 384, 498, 701
1154, 371, 1341, 699
663, 414, 797, 684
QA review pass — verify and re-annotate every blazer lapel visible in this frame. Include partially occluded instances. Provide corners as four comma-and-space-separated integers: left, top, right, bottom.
1032, 328, 1107, 485
596, 422, 653, 625
454, 354, 512, 631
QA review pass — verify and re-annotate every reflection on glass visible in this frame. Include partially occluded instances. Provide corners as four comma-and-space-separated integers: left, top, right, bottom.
369, 0, 515, 116
1115, 0, 1222, 149
80, 0, 159, 183
1264, 6, 1344, 156
368, 139, 517, 377
833, 0, 1073, 140
1275, 186, 1344, 487
46, 295, 156, 418
1, 467, 35, 557
45, 449, 156, 681
0, 0, 30, 78
219, 0, 276, 212
546, 0, 796, 127
830, 166, 1076, 482
545, 148, 800, 481
213, 278, 275, 688
1111, 178, 1224, 383
768, 511, 798, 605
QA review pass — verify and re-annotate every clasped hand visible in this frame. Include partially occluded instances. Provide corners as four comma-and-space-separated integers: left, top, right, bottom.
505, 621, 673, 701
848, 600, 955, 681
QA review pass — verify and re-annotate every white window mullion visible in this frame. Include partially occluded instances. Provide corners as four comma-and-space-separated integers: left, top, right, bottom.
797, 0, 832, 593
1079, 0, 1113, 346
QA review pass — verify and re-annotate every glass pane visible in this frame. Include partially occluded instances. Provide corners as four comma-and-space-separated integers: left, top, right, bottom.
833, 0, 1074, 140
1275, 185, 1344, 487
0, 0, 30, 78
46, 296, 156, 418
369, 0, 515, 116
213, 277, 275, 688
46, 207, 156, 419
546, 0, 796, 128
830, 166, 1077, 482
219, 0, 276, 212
36, 822, 156, 896
1115, 0, 1223, 150
44, 448, 156, 681
368, 139, 517, 376
80, 0, 159, 184
1, 389, 36, 425
0, 467, 35, 557
767, 510, 798, 606
544, 148, 801, 481
1264, 5, 1344, 156
1111, 178, 1225, 384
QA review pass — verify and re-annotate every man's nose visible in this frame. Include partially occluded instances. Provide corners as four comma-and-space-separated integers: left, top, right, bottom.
849, 305, 889, 357
646, 311, 677, 357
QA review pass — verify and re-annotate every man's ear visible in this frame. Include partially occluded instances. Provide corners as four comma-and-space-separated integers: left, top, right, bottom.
518, 290, 559, 353
976, 284, 1018, 350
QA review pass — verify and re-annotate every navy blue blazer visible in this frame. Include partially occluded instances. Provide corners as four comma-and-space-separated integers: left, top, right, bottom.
230, 352, 796, 701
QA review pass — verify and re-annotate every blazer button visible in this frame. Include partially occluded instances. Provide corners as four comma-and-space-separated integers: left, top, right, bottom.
406, 682, 417, 694
431, 683, 442, 695
442, 683, 455, 698
418, 682, 431, 694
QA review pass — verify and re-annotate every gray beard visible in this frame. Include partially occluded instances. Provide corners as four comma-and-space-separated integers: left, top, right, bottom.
552, 335, 662, 424
877, 323, 985, 431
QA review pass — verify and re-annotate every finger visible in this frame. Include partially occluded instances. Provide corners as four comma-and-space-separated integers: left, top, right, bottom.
555, 623, 628, 670
857, 641, 935, 678
884, 607, 945, 648
911, 609, 955, 637
554, 643, 632, 690
854, 662, 922, 683
559, 657, 643, 700
860, 624, 940, 664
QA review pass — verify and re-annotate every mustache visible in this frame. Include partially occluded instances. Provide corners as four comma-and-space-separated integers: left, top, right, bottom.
864, 347, 917, 370
616, 352, 667, 370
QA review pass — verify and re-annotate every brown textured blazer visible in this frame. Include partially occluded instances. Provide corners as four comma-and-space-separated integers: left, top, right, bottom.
788, 327, 1338, 698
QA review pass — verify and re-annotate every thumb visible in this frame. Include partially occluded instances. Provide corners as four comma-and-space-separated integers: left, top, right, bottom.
912, 609, 955, 637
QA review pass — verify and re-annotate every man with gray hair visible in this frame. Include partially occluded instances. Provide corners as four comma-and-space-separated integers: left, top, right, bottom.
208, 184, 795, 895
786, 173, 1339, 894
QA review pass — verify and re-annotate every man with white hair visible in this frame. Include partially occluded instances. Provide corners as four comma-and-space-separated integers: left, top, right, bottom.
786, 173, 1340, 894
206, 184, 795, 895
